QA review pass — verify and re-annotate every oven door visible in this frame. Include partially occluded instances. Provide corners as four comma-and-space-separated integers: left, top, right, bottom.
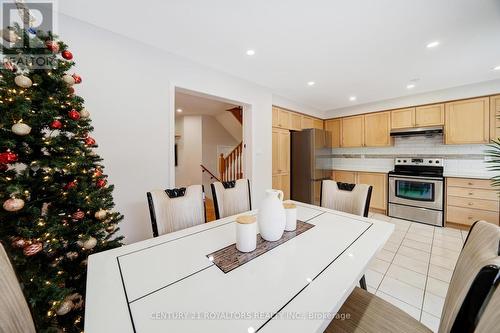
389, 175, 443, 210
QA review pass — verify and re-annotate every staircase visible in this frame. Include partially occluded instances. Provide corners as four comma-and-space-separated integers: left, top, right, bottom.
219, 142, 243, 181
226, 106, 243, 124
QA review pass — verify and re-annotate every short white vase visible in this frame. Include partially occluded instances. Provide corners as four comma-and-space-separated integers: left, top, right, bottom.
258, 189, 286, 241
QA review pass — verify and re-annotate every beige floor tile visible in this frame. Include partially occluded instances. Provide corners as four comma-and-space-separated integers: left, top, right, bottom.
423, 291, 445, 317
397, 246, 431, 263
430, 253, 457, 270
428, 264, 453, 283
433, 239, 463, 252
405, 232, 433, 244
393, 253, 429, 275
376, 249, 397, 262
434, 227, 462, 238
383, 240, 400, 253
408, 226, 434, 238
401, 238, 432, 253
375, 290, 421, 320
431, 246, 460, 260
433, 233, 463, 245
365, 269, 384, 289
378, 276, 424, 308
386, 264, 427, 290
369, 258, 391, 274
426, 277, 449, 298
420, 311, 441, 333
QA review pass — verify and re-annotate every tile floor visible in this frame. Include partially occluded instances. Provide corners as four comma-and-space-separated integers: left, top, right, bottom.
366, 213, 468, 332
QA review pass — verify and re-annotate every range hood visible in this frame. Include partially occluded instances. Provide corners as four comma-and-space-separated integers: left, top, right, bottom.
390, 126, 443, 137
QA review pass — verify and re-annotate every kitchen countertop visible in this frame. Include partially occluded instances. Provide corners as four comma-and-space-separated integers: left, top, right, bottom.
329, 167, 494, 180
329, 166, 393, 173
443, 172, 493, 180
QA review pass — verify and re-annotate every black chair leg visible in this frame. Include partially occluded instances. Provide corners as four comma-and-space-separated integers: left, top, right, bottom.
359, 275, 367, 290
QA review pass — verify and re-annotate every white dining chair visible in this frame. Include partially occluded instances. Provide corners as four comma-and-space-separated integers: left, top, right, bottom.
0, 242, 37, 333
326, 220, 500, 333
147, 185, 206, 237
211, 179, 252, 219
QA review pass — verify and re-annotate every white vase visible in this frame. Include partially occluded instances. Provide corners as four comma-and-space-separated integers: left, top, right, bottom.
258, 189, 286, 241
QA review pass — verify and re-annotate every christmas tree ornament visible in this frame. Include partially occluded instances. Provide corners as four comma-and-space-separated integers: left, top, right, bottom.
94, 209, 107, 220
3, 60, 15, 71
85, 137, 96, 146
96, 178, 107, 188
63, 181, 77, 190
82, 237, 97, 250
72, 210, 85, 220
14, 75, 33, 88
45, 40, 60, 53
56, 300, 73, 316
68, 109, 80, 120
79, 108, 90, 119
68, 87, 75, 94
23, 242, 43, 256
2, 29, 18, 42
93, 169, 103, 178
72, 74, 82, 84
50, 119, 63, 129
62, 74, 75, 85
11, 237, 27, 248
0, 150, 18, 164
61, 50, 73, 60
66, 251, 78, 260
3, 198, 25, 211
11, 122, 32, 136
105, 224, 116, 233
41, 202, 50, 216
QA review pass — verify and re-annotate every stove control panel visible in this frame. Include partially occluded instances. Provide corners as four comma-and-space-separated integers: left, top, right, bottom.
394, 157, 443, 166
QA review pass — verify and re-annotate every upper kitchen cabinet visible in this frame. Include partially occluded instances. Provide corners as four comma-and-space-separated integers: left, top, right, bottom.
341, 115, 364, 147
364, 111, 392, 147
290, 112, 302, 131
301, 115, 314, 129
324, 119, 341, 147
272, 106, 290, 129
391, 107, 415, 129
313, 118, 324, 130
415, 103, 444, 127
445, 97, 490, 144
490, 94, 500, 140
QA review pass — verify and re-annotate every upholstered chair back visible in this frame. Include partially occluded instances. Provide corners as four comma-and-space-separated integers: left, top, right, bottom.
320, 180, 372, 217
211, 179, 252, 219
0, 243, 36, 333
147, 185, 205, 237
438, 220, 500, 333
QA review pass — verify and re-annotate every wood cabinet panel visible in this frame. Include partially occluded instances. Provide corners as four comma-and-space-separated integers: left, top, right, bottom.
357, 172, 387, 211
281, 174, 290, 200
301, 116, 314, 129
415, 104, 444, 127
391, 108, 415, 129
446, 206, 499, 226
447, 177, 495, 190
332, 170, 357, 184
445, 97, 490, 144
272, 127, 290, 200
447, 196, 499, 212
278, 130, 290, 173
290, 113, 302, 131
447, 187, 498, 201
364, 112, 391, 147
341, 116, 364, 147
324, 119, 341, 148
272, 128, 279, 174
279, 110, 290, 129
272, 107, 280, 127
313, 119, 324, 130
490, 94, 500, 140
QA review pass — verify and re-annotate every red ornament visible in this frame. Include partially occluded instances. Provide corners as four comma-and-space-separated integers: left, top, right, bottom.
45, 40, 59, 53
96, 178, 107, 188
72, 74, 82, 84
11, 237, 27, 248
23, 242, 43, 256
50, 120, 63, 129
93, 169, 103, 178
85, 137, 96, 146
61, 50, 73, 60
68, 109, 80, 120
72, 210, 85, 220
64, 181, 77, 190
0, 151, 18, 164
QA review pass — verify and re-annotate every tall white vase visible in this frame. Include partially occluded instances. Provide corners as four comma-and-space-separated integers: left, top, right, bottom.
258, 189, 286, 241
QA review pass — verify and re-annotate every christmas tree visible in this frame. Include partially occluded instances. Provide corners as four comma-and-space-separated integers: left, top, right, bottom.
0, 24, 123, 332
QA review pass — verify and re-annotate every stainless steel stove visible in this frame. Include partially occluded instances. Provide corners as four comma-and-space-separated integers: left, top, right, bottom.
388, 157, 444, 227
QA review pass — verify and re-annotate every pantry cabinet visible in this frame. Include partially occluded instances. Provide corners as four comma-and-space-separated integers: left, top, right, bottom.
272, 174, 290, 200
272, 128, 290, 199
364, 111, 392, 147
324, 119, 341, 148
341, 115, 364, 147
445, 97, 490, 144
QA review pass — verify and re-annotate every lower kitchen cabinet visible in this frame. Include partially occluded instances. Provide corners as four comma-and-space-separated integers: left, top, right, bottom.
272, 174, 290, 200
331, 170, 387, 213
446, 177, 499, 227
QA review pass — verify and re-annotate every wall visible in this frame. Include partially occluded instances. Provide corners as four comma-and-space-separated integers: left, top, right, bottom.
215, 112, 242, 141
201, 116, 239, 198
175, 116, 203, 187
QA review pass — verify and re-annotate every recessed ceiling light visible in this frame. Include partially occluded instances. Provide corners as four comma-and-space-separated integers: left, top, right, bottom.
426, 41, 440, 48
349, 96, 357, 102
406, 84, 416, 89
176, 108, 183, 113
307, 81, 315, 86
246, 49, 255, 56
493, 65, 500, 71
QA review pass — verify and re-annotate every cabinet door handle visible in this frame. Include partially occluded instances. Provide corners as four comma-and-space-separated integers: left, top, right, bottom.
468, 182, 473, 186
468, 202, 473, 206
467, 216, 473, 220
468, 192, 473, 196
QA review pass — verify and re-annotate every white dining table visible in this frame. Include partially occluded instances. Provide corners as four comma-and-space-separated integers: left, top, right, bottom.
84, 201, 394, 333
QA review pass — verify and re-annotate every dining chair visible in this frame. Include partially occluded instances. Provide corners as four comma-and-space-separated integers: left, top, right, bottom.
0, 242, 37, 333
211, 179, 252, 219
320, 179, 373, 290
147, 184, 206, 237
325, 220, 500, 333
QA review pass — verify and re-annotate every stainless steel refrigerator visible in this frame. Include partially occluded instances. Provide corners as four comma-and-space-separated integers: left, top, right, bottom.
291, 129, 332, 205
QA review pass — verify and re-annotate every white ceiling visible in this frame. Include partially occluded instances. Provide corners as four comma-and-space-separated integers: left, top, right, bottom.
59, 0, 500, 111
175, 91, 237, 117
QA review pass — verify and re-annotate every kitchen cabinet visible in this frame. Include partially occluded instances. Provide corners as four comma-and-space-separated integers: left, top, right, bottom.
445, 97, 490, 144
324, 119, 341, 148
313, 118, 324, 130
331, 170, 387, 213
415, 104, 444, 127
364, 112, 392, 147
446, 177, 499, 227
272, 174, 290, 200
272, 128, 290, 200
290, 113, 302, 131
341, 115, 364, 147
272, 106, 290, 129
301, 116, 314, 129
490, 94, 500, 140
391, 108, 415, 129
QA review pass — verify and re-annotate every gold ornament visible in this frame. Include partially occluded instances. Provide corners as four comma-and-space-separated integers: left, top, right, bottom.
62, 74, 75, 86
94, 209, 107, 220
77, 237, 97, 250
56, 300, 73, 316
66, 251, 78, 260
11, 122, 31, 136
14, 75, 32, 88
105, 224, 116, 233
79, 108, 90, 119
3, 198, 25, 211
